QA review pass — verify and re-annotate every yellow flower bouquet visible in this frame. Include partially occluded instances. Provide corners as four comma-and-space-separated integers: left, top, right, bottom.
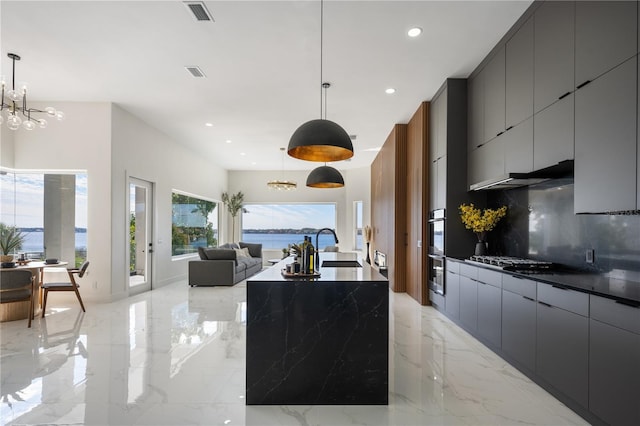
459, 203, 507, 242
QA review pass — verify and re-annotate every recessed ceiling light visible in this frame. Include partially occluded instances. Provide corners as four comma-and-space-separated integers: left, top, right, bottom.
364, 147, 382, 152
408, 27, 422, 37
226, 140, 232, 144
240, 152, 246, 156
385, 88, 396, 94
251, 162, 257, 165
205, 122, 213, 127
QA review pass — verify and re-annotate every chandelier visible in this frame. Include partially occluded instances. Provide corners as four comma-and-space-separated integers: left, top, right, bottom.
1, 53, 64, 130
267, 147, 297, 191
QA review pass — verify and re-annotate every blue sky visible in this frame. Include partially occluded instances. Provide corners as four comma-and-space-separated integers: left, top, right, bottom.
242, 203, 336, 230
0, 172, 88, 228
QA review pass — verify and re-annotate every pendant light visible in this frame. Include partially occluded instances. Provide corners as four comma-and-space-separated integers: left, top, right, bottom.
287, 0, 354, 163
306, 164, 345, 188
306, 83, 346, 188
267, 147, 297, 190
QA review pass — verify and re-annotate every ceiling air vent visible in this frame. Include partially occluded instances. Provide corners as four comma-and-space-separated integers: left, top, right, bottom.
184, 1, 214, 22
185, 66, 206, 78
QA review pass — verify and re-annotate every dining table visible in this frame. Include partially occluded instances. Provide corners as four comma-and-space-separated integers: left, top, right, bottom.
1, 260, 69, 322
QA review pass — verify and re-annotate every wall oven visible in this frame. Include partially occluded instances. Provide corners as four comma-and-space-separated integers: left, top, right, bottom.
428, 209, 445, 295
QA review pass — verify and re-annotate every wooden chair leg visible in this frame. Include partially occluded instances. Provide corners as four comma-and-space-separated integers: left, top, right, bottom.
42, 289, 48, 318
73, 287, 86, 312
28, 291, 34, 328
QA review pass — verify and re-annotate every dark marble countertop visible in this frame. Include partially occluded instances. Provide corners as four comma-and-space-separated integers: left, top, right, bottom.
249, 252, 388, 283
447, 257, 640, 305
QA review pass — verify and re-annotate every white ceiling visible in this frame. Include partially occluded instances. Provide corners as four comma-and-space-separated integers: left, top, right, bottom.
1, 0, 532, 171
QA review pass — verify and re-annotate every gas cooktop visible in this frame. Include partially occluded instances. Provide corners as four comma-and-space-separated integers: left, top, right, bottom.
466, 256, 554, 272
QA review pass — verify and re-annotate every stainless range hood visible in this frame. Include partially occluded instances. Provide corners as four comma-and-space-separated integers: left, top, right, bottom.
469, 160, 574, 191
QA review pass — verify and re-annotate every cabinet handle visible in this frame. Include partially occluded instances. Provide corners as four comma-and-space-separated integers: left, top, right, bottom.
552, 285, 568, 291
496, 131, 504, 137
509, 274, 524, 280
576, 80, 592, 89
522, 296, 535, 302
538, 301, 552, 308
615, 299, 640, 308
476, 144, 484, 148
558, 91, 572, 100
505, 126, 514, 131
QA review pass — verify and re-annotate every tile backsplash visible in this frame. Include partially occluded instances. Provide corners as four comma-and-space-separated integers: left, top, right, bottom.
487, 178, 640, 276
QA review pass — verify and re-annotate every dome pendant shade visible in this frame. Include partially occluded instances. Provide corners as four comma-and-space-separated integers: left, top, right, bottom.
288, 119, 354, 162
306, 165, 345, 188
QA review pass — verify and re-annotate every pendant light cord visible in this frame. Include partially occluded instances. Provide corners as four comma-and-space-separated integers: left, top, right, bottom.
320, 0, 324, 119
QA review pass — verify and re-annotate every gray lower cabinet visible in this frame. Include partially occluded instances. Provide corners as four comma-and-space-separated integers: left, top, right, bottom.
477, 281, 501, 348
536, 286, 589, 408
589, 294, 640, 426
445, 269, 460, 320
502, 289, 536, 372
575, 56, 637, 213
459, 275, 478, 331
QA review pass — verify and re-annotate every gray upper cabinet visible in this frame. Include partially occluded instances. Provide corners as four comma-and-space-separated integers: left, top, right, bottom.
468, 136, 505, 187
534, 1, 574, 114
468, 73, 484, 151
575, 57, 637, 213
483, 46, 506, 143
436, 158, 446, 210
504, 117, 533, 173
430, 88, 447, 162
575, 1, 637, 87
506, 17, 533, 128
533, 93, 574, 170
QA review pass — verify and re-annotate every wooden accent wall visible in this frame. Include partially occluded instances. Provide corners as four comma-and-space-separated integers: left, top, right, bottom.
406, 102, 429, 305
371, 124, 407, 293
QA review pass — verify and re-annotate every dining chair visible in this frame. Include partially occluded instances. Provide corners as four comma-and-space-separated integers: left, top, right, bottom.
41, 261, 89, 317
0, 269, 36, 327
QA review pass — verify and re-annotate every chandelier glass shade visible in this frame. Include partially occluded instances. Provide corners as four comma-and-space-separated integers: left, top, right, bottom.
306, 165, 344, 188
267, 147, 297, 191
1, 53, 64, 131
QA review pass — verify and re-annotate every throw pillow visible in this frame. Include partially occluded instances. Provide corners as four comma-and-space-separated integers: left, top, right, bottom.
234, 248, 251, 258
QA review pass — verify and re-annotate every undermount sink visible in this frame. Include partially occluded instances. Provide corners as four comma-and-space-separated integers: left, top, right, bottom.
321, 260, 362, 268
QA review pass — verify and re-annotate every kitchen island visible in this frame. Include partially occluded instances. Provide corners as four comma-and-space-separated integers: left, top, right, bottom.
246, 252, 389, 405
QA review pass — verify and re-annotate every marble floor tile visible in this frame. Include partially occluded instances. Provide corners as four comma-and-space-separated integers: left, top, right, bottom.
1, 279, 588, 425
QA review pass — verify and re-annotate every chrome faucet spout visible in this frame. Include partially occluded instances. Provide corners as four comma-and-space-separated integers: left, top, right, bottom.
315, 228, 339, 269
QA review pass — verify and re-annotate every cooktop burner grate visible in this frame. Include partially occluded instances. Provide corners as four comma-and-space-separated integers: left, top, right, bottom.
467, 255, 554, 271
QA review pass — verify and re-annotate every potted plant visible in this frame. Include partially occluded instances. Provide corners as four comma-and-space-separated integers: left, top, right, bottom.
459, 203, 507, 255
0, 223, 25, 263
221, 191, 247, 242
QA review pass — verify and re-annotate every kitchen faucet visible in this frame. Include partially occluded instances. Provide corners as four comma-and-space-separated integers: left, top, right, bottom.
315, 228, 339, 269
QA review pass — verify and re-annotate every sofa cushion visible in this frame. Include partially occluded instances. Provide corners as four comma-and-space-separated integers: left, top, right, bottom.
239, 242, 262, 259
202, 248, 236, 261
220, 243, 240, 250
198, 247, 208, 260
238, 257, 261, 269
235, 261, 247, 273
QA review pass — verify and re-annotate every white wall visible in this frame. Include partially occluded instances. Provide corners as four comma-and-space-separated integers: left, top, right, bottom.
110, 105, 228, 298
8, 102, 227, 302
0, 125, 15, 168
228, 167, 370, 257
11, 102, 113, 302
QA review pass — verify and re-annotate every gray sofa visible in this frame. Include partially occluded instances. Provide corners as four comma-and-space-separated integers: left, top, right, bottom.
188, 242, 263, 287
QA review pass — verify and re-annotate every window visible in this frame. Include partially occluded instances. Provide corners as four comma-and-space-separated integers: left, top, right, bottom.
354, 201, 363, 250
241, 203, 337, 250
171, 192, 218, 256
0, 170, 88, 265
